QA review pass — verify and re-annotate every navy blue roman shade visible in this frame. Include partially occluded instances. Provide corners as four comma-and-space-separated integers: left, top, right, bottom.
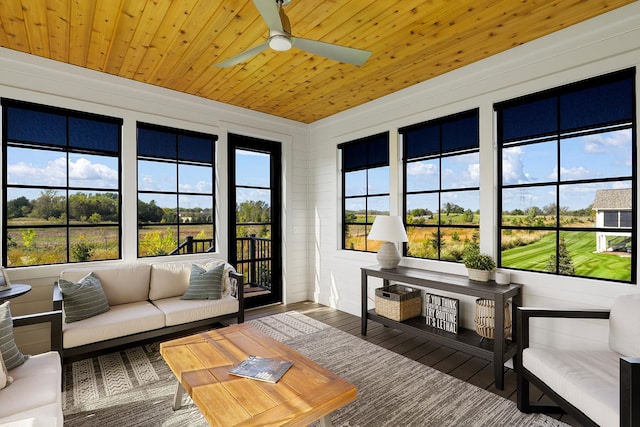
401, 109, 479, 159
137, 123, 217, 164
339, 132, 389, 172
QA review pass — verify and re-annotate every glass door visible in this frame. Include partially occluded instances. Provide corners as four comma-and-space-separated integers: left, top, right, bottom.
228, 134, 282, 308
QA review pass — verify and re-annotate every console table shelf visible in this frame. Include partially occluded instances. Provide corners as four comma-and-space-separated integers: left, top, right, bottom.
361, 265, 522, 390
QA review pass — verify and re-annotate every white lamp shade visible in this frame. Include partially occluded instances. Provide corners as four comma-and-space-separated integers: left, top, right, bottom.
368, 215, 408, 242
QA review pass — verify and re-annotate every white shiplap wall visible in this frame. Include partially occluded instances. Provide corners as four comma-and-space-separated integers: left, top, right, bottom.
308, 2, 640, 352
0, 49, 309, 353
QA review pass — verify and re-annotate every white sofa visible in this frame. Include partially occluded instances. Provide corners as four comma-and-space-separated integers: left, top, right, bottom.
53, 257, 244, 361
0, 312, 63, 426
516, 294, 640, 427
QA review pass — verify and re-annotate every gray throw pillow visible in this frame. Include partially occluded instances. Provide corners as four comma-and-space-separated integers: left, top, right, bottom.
181, 264, 224, 300
59, 272, 110, 323
0, 301, 29, 370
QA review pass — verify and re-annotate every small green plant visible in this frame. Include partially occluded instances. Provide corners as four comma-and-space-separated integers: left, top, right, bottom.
72, 242, 93, 261
22, 228, 36, 248
462, 243, 496, 271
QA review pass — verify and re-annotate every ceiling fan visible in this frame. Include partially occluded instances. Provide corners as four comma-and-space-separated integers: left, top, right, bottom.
216, 0, 371, 68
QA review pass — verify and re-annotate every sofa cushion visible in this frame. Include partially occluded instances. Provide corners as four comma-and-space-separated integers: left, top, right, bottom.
609, 293, 640, 357
58, 273, 110, 323
0, 405, 62, 426
0, 302, 28, 371
0, 349, 12, 389
0, 416, 61, 427
522, 347, 619, 427
60, 264, 151, 306
148, 262, 192, 300
149, 258, 235, 301
0, 352, 61, 422
181, 264, 224, 300
152, 295, 239, 327
62, 301, 165, 349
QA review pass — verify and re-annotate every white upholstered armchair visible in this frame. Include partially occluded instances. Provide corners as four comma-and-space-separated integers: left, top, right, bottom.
516, 294, 640, 427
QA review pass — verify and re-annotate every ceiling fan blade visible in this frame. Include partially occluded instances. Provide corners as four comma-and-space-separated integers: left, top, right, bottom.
292, 37, 371, 66
215, 42, 269, 68
253, 0, 283, 32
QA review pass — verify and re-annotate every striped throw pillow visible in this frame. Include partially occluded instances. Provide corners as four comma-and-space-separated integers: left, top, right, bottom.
181, 264, 224, 300
0, 301, 29, 370
59, 272, 110, 323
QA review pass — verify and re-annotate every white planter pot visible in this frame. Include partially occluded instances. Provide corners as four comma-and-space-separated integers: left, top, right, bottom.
467, 268, 491, 282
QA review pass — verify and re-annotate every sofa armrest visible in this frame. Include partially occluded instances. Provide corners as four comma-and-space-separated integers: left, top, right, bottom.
12, 310, 63, 352
517, 307, 610, 352
53, 282, 63, 311
230, 271, 244, 323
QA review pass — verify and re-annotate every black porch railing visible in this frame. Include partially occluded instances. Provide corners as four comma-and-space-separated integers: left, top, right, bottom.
169, 236, 214, 255
170, 234, 271, 290
236, 235, 272, 291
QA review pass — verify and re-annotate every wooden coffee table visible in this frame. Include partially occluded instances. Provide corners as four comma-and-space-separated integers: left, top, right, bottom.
160, 323, 356, 427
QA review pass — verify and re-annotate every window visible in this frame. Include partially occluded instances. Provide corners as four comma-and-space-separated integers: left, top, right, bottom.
496, 69, 636, 283
137, 123, 217, 257
400, 109, 480, 261
2, 99, 122, 267
340, 132, 389, 252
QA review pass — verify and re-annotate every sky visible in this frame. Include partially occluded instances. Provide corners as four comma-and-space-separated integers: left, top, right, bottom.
7, 129, 631, 213
235, 149, 271, 205
501, 129, 632, 212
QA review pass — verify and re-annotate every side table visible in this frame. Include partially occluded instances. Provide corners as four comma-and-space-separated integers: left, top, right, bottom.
0, 284, 32, 304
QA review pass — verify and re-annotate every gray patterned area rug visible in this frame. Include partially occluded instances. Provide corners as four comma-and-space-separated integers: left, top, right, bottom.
63, 312, 567, 426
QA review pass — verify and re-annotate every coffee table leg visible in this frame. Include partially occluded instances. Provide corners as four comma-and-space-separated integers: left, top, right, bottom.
172, 382, 185, 410
319, 414, 333, 427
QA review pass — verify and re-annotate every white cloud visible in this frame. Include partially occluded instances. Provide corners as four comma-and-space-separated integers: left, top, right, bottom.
8, 156, 119, 189
583, 130, 630, 153
179, 181, 213, 193
501, 146, 527, 184
8, 156, 67, 186
69, 157, 118, 188
407, 161, 437, 177
558, 165, 591, 180
468, 162, 480, 183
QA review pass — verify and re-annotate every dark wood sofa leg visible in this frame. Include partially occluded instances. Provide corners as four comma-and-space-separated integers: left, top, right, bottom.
517, 373, 532, 413
620, 357, 640, 427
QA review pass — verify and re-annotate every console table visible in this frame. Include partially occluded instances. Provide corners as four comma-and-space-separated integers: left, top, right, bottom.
361, 265, 521, 390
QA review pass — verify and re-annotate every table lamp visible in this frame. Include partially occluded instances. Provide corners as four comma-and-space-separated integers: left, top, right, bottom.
367, 215, 408, 269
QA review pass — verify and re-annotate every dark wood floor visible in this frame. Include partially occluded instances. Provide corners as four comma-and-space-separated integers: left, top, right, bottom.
244, 301, 579, 426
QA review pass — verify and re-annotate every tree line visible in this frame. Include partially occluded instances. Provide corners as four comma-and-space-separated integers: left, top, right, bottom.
503, 203, 593, 218
7, 190, 118, 222
10, 191, 272, 225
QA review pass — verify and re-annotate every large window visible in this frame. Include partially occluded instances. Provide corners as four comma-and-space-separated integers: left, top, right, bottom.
2, 99, 122, 267
340, 132, 389, 252
400, 109, 480, 261
496, 69, 636, 283
137, 123, 217, 257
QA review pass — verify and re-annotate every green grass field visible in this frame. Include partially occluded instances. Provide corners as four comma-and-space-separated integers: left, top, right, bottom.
502, 231, 631, 281
346, 211, 630, 281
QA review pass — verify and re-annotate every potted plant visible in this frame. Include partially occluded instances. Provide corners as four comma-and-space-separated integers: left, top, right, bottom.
462, 243, 496, 282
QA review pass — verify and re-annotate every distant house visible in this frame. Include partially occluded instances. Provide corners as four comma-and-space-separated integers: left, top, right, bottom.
592, 189, 632, 253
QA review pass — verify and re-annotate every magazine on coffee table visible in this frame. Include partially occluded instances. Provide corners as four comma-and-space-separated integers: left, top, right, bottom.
229, 355, 293, 383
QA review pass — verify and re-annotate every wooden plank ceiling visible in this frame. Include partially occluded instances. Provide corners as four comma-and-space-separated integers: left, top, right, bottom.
0, 0, 634, 124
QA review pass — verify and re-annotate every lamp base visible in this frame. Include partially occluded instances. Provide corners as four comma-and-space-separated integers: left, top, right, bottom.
376, 241, 401, 269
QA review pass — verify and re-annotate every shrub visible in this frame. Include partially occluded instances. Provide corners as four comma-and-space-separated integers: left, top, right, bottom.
462, 243, 495, 271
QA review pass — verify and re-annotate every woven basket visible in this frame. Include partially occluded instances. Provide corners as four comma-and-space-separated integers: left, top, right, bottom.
474, 298, 511, 340
375, 285, 422, 321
